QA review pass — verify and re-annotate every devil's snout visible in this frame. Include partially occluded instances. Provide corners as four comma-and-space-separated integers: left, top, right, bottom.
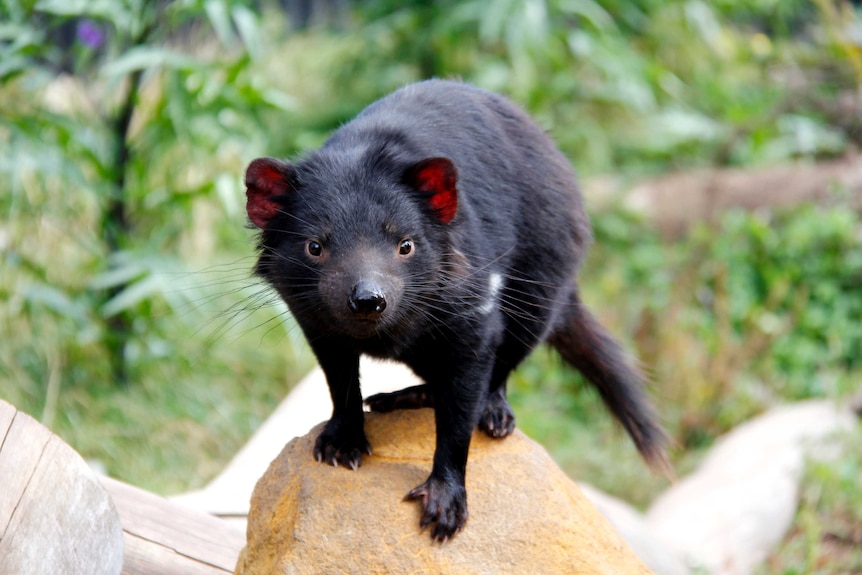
348, 280, 387, 317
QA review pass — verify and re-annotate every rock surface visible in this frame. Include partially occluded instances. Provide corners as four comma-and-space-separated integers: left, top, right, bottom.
645, 400, 858, 575
580, 484, 689, 575
235, 409, 653, 575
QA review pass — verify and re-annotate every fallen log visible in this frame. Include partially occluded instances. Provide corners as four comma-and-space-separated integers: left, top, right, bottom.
0, 400, 124, 575
101, 476, 245, 575
0, 400, 244, 575
586, 155, 862, 237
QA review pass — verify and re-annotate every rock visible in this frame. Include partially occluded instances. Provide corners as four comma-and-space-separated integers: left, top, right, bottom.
646, 448, 800, 575
580, 484, 689, 575
235, 409, 653, 575
696, 400, 857, 477
645, 400, 857, 575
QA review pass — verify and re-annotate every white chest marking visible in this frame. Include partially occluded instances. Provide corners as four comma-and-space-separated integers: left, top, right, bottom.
477, 272, 503, 315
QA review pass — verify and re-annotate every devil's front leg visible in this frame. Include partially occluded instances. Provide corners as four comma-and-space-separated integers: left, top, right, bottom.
405, 358, 489, 542
311, 340, 371, 470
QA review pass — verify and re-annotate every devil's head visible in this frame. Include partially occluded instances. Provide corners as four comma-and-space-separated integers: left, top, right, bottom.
245, 150, 459, 341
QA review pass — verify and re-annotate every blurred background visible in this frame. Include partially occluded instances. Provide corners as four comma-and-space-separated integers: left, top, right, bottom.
1, 0, 860, 571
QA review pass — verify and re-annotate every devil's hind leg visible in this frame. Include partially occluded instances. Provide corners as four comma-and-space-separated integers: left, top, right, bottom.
478, 319, 545, 439
365, 384, 434, 412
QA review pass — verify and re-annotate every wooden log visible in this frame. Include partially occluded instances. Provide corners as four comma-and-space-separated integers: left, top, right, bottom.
0, 400, 246, 575
0, 400, 124, 575
100, 476, 245, 575
633, 156, 862, 236
584, 154, 862, 237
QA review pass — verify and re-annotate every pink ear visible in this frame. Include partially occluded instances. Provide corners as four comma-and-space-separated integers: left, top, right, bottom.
404, 158, 458, 224
245, 158, 294, 229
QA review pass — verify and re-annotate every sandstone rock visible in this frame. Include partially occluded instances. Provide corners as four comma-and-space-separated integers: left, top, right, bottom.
235, 409, 653, 575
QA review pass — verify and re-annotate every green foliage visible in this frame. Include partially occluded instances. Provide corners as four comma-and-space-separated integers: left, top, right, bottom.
700, 206, 862, 391
0, 0, 310, 486
1, 0, 293, 380
346, 0, 860, 175
579, 203, 862, 441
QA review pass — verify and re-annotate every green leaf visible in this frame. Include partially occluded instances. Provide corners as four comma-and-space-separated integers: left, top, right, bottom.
641, 108, 727, 150
34, 0, 94, 16
204, 0, 236, 46
558, 0, 615, 31
100, 273, 164, 317
89, 264, 147, 291
35, 0, 135, 27
20, 281, 88, 324
261, 88, 298, 111
101, 46, 200, 78
232, 4, 263, 60
0, 55, 32, 81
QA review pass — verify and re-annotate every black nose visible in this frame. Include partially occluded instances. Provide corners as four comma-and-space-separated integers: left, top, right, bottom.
348, 281, 387, 317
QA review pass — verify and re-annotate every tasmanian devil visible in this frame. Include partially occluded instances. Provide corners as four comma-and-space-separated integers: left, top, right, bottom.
244, 79, 668, 542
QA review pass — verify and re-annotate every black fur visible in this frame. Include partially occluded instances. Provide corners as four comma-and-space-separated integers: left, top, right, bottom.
245, 80, 668, 542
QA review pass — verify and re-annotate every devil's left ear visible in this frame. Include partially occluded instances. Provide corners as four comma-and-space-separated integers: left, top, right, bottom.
245, 157, 296, 229
403, 157, 458, 224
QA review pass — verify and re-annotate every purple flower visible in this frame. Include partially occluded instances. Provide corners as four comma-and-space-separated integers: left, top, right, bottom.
76, 19, 104, 50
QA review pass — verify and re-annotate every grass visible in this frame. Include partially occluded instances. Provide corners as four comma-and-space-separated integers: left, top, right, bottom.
758, 432, 862, 575
0, 247, 314, 494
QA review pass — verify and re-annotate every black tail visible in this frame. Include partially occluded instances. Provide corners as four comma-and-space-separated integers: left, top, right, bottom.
548, 293, 671, 475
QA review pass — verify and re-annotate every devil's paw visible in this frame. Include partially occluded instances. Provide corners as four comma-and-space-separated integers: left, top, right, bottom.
313, 420, 372, 471
406, 476, 468, 543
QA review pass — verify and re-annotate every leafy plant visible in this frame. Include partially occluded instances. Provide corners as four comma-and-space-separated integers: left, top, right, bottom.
579, 201, 862, 446
0, 0, 291, 383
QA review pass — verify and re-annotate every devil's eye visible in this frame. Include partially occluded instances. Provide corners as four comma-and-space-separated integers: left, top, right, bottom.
307, 240, 323, 257
398, 239, 414, 256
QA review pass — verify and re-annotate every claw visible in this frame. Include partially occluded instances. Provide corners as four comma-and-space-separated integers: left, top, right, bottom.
313, 426, 371, 470
478, 393, 516, 439
405, 478, 467, 541
405, 485, 429, 505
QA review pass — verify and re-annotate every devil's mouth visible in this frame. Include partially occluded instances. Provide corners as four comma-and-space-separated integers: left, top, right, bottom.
339, 318, 384, 339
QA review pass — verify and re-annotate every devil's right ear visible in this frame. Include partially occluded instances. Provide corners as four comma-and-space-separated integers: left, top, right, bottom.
245, 157, 295, 229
